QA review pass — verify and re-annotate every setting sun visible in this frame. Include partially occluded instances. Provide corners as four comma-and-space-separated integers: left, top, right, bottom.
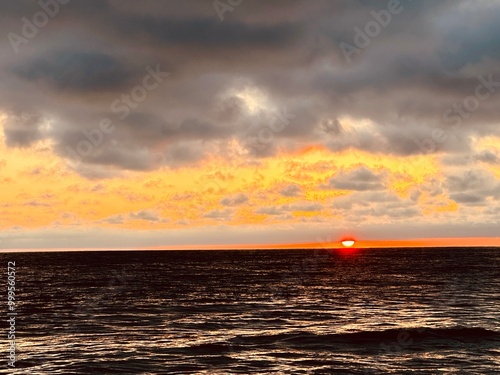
341, 240, 356, 247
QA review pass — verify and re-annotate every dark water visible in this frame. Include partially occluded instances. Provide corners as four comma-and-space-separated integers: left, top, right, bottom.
1, 247, 500, 374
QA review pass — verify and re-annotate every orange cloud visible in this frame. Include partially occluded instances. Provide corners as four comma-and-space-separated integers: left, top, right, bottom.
0, 123, 484, 235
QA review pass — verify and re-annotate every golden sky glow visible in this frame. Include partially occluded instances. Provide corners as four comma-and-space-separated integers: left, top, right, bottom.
0, 123, 446, 230
1, 117, 500, 250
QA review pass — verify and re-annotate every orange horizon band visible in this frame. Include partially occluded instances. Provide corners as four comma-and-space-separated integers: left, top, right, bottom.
1, 237, 499, 252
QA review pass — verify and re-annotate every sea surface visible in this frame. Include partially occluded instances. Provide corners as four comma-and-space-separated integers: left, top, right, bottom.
1, 247, 500, 374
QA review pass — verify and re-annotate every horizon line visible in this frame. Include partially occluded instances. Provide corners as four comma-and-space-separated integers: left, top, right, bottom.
1, 237, 500, 252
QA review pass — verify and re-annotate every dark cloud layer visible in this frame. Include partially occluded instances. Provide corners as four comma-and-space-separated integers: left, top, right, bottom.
1, 0, 500, 173
12, 50, 136, 93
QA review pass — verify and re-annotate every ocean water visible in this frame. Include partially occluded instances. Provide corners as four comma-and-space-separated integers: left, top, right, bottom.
2, 247, 500, 374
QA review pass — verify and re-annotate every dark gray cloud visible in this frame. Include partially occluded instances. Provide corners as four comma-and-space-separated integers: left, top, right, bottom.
449, 193, 484, 205
203, 208, 233, 220
475, 150, 499, 164
447, 170, 484, 192
279, 184, 302, 197
255, 206, 282, 216
282, 202, 323, 212
129, 209, 161, 222
446, 169, 500, 206
322, 166, 385, 191
331, 190, 420, 221
101, 209, 168, 223
220, 194, 249, 207
102, 214, 125, 225
115, 15, 302, 49
11, 50, 137, 93
255, 201, 323, 218
2, 111, 45, 147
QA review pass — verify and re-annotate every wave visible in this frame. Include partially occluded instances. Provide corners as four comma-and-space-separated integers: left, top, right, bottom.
222, 327, 500, 352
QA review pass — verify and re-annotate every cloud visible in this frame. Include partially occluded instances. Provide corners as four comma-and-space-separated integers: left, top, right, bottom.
279, 184, 302, 197
11, 50, 137, 93
2, 112, 46, 147
115, 15, 301, 49
330, 189, 422, 222
220, 193, 249, 206
475, 150, 499, 164
446, 169, 500, 206
447, 170, 486, 192
203, 209, 233, 220
449, 193, 484, 204
1, 0, 500, 175
255, 206, 283, 216
322, 166, 385, 191
102, 214, 125, 225
102, 209, 169, 223
129, 209, 162, 222
282, 202, 323, 212
255, 201, 323, 217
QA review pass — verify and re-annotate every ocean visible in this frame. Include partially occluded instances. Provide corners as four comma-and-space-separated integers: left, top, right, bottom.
2, 247, 499, 374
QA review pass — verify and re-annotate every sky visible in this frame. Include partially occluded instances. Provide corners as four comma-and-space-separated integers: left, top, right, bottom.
1, 0, 500, 250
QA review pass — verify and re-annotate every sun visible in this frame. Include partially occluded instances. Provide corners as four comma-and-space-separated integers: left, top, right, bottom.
341, 239, 355, 247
